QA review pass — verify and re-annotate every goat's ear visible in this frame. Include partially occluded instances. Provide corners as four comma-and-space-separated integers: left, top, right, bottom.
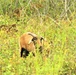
32, 37, 37, 41
32, 37, 37, 45
40, 37, 44, 41
40, 37, 44, 44
28, 37, 37, 44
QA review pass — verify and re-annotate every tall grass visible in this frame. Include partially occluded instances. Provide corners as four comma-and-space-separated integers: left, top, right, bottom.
0, 0, 76, 75
0, 15, 76, 75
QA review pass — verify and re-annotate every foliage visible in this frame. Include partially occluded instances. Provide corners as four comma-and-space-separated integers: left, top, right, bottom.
0, 0, 76, 75
0, 16, 76, 75
0, 0, 76, 20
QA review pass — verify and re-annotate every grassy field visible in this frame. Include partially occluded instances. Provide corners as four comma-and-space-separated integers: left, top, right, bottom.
0, 15, 76, 75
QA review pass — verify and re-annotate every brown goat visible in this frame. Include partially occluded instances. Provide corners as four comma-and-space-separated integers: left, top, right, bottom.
19, 32, 44, 57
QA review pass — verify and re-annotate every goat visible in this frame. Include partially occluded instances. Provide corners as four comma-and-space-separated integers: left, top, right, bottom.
19, 32, 44, 57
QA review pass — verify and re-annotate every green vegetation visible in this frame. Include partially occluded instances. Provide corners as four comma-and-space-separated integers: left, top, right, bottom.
0, 0, 76, 75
